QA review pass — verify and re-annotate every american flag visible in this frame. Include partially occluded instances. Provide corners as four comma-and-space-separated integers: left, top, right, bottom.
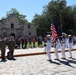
50, 22, 58, 42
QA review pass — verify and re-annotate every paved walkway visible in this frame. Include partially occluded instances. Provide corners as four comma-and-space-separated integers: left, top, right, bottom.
4, 45, 76, 57
0, 45, 76, 75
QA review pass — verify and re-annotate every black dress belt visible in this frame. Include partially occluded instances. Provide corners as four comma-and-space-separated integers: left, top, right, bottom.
62, 42, 65, 43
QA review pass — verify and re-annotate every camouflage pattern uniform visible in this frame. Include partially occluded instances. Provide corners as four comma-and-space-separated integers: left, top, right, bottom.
0, 37, 6, 60
7, 36, 15, 59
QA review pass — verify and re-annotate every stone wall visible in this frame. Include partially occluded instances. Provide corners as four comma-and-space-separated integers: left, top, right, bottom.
0, 14, 37, 37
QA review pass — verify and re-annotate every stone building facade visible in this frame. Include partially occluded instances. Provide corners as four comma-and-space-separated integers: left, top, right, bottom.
0, 14, 37, 37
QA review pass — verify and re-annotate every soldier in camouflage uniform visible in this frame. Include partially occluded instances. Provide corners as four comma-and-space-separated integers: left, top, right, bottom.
7, 36, 15, 60
0, 37, 6, 61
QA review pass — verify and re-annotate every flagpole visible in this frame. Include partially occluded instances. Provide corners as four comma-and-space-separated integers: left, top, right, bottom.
74, 15, 76, 34
60, 14, 62, 32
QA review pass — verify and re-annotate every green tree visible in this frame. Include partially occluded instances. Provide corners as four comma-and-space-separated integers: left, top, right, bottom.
6, 8, 28, 23
73, 5, 76, 34
32, 0, 75, 35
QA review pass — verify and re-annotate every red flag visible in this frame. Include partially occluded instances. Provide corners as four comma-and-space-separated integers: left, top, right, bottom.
50, 22, 58, 42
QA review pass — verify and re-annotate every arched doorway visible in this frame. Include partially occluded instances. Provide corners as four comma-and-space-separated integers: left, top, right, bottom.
3, 32, 7, 37
10, 33, 15, 38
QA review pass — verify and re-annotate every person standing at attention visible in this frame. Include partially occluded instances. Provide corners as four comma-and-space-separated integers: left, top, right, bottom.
0, 36, 6, 61
7, 36, 15, 60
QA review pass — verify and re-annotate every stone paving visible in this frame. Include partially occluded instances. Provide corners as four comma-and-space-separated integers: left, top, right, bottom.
0, 46, 76, 75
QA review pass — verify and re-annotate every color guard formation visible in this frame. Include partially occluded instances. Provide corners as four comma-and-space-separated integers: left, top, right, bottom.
45, 33, 74, 61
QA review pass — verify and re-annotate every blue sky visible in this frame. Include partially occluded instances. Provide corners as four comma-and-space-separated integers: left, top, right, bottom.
0, 0, 76, 22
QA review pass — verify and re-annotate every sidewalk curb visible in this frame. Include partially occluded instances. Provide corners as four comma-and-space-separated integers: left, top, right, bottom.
0, 49, 76, 58
13, 49, 76, 57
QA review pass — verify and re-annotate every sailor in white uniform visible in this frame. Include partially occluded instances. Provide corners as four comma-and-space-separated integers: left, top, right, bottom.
54, 37, 61, 59
64, 33, 68, 48
45, 34, 52, 60
61, 33, 66, 59
67, 35, 73, 58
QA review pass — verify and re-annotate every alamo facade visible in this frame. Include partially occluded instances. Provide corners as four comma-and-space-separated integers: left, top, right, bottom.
0, 14, 37, 38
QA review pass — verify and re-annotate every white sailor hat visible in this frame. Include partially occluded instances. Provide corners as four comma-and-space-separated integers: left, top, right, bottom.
47, 34, 50, 37
65, 33, 67, 36
68, 35, 71, 37
62, 32, 65, 35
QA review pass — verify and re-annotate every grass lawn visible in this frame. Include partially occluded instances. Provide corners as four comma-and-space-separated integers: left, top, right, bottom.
20, 41, 55, 48
27, 41, 45, 48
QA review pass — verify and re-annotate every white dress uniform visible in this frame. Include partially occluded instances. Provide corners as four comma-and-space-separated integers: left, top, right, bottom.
61, 37, 66, 58
65, 37, 68, 48
54, 38, 60, 59
45, 38, 52, 60
67, 36, 73, 57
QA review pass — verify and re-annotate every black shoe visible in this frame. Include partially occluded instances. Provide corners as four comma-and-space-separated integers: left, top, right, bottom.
47, 59, 52, 62
69, 57, 72, 58
55, 58, 59, 60
12, 58, 16, 60
61, 57, 66, 60
1, 59, 7, 62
